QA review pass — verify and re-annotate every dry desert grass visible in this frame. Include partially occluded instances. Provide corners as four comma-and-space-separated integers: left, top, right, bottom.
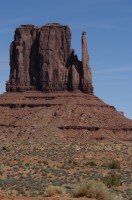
0, 141, 131, 199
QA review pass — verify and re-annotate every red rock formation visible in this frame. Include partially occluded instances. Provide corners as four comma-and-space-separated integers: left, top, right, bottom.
6, 23, 93, 93
0, 91, 132, 143
82, 32, 93, 93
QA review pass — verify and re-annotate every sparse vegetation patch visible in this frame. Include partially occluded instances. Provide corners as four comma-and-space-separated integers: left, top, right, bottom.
0, 142, 131, 199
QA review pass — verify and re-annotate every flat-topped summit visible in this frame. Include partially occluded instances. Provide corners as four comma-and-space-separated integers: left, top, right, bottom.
6, 23, 93, 93
19, 23, 69, 29
45, 23, 67, 26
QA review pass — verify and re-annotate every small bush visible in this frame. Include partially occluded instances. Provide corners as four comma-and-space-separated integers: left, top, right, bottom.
2, 146, 9, 151
85, 161, 97, 166
72, 180, 123, 200
21, 24, 35, 27
68, 159, 78, 165
102, 172, 121, 187
108, 160, 121, 170
44, 185, 65, 197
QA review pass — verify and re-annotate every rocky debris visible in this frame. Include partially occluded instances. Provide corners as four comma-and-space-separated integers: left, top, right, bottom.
6, 23, 93, 93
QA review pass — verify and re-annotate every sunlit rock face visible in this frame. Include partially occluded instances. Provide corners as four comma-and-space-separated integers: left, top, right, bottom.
6, 23, 93, 93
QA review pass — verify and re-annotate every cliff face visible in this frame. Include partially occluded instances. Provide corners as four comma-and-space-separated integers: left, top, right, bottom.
6, 23, 94, 93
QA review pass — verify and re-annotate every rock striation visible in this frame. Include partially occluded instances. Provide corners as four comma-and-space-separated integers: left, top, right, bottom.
0, 91, 132, 143
6, 23, 94, 93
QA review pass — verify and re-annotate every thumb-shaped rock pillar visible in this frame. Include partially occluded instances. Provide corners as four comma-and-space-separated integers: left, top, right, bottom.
82, 32, 94, 94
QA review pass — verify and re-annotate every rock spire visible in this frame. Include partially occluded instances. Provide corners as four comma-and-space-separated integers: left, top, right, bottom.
6, 23, 94, 94
82, 32, 93, 93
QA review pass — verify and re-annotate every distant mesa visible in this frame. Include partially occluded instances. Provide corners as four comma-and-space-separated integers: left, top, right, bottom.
6, 23, 94, 93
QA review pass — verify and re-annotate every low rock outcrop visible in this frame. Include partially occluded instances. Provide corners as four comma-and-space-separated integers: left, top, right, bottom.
6, 23, 94, 93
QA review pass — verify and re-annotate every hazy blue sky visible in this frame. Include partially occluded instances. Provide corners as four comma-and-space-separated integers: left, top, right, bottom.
0, 0, 132, 119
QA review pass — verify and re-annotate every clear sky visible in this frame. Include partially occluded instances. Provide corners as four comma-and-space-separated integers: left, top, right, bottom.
0, 0, 132, 119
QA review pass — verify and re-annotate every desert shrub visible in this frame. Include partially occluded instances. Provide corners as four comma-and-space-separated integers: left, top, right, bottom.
125, 188, 132, 197
21, 24, 34, 27
85, 161, 97, 166
44, 185, 65, 197
1, 146, 10, 152
67, 159, 78, 165
108, 160, 121, 170
44, 160, 49, 165
72, 180, 123, 200
102, 172, 121, 187
0, 170, 3, 175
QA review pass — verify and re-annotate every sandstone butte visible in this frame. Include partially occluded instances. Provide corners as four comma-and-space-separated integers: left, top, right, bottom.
0, 23, 132, 143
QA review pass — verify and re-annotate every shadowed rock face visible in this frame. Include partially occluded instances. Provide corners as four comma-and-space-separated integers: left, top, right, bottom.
6, 23, 94, 93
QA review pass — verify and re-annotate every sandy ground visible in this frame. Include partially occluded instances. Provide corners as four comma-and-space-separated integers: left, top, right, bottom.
0, 195, 95, 200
